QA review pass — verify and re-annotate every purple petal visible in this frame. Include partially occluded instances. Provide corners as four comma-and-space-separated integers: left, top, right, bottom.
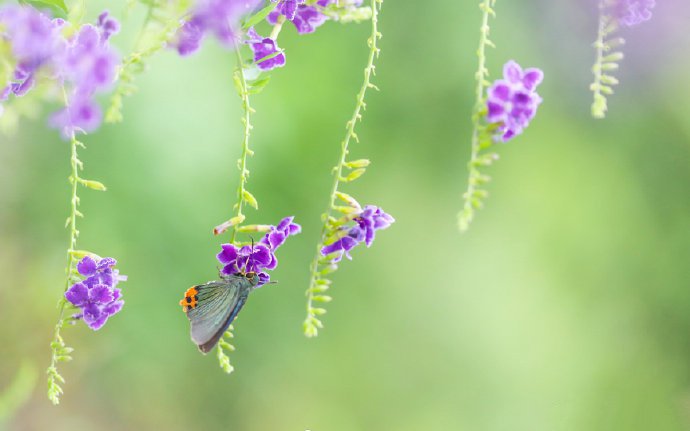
522, 68, 543, 91
86, 311, 109, 330
264, 252, 278, 271
222, 262, 241, 275
11, 73, 35, 96
488, 82, 511, 102
89, 284, 114, 304
266, 10, 281, 25
97, 11, 120, 41
49, 96, 103, 139
65, 282, 89, 307
97, 257, 117, 270
290, 5, 328, 34
174, 20, 204, 56
252, 244, 273, 266
77, 256, 97, 276
257, 272, 270, 286
217, 244, 239, 265
276, 216, 294, 231
503, 60, 522, 83
287, 223, 301, 235
347, 225, 366, 242
103, 300, 124, 316
267, 230, 286, 249
253, 38, 286, 71
82, 303, 102, 324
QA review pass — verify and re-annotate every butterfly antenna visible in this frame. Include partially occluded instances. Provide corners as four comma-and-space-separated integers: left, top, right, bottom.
240, 237, 254, 274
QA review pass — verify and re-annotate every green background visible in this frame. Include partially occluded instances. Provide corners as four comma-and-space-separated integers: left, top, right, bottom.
1, 0, 690, 430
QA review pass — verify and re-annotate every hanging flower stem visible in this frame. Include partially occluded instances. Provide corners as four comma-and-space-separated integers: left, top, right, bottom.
303, 0, 382, 338
47, 126, 82, 405
457, 0, 497, 232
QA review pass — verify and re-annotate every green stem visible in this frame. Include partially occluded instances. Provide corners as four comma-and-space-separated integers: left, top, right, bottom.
269, 15, 285, 40
591, 0, 609, 119
229, 41, 253, 244
458, 0, 495, 232
47, 121, 81, 404
303, 0, 381, 337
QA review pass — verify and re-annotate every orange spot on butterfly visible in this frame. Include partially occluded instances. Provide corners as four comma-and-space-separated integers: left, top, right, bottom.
180, 287, 199, 311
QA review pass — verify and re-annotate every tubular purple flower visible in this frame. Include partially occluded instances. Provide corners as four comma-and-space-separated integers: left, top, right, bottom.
486, 60, 543, 142
267, 2, 328, 34
49, 95, 103, 139
173, 21, 204, 56
245, 28, 286, 71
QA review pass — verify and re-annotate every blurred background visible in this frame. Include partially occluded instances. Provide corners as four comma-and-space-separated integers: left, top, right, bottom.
1, 0, 689, 430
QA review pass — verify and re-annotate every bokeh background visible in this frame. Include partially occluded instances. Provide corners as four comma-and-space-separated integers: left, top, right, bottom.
1, 0, 690, 430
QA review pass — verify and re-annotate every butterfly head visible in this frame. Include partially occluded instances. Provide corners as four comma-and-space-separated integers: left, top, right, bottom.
241, 271, 260, 287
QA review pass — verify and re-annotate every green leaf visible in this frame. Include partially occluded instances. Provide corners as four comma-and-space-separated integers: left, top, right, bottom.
344, 159, 370, 169
18, 0, 68, 17
335, 191, 361, 208
340, 168, 366, 182
247, 76, 271, 95
242, 190, 259, 209
80, 179, 107, 191
241, 2, 278, 30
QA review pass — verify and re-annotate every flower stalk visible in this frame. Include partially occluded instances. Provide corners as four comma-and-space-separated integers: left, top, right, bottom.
457, 0, 496, 233
303, 0, 383, 338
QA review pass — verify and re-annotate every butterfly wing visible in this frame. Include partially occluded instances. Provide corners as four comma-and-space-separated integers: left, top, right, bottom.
184, 277, 252, 354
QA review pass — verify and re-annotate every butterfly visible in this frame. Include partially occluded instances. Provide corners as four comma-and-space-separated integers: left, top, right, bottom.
180, 271, 259, 353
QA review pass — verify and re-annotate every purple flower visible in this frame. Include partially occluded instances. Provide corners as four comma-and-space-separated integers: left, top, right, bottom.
245, 28, 285, 71
321, 204, 394, 262
49, 95, 102, 139
267, 2, 328, 34
171, 0, 262, 56
612, 0, 655, 27
65, 256, 126, 330
271, 0, 306, 20
216, 216, 300, 287
260, 216, 302, 250
486, 60, 543, 142
174, 21, 204, 56
290, 5, 329, 34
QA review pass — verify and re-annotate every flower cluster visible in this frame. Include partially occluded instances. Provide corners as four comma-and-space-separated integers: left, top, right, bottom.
172, 0, 262, 56
322, 204, 394, 262
64, 256, 126, 330
0, 6, 120, 138
217, 216, 301, 286
612, 0, 655, 27
486, 60, 543, 142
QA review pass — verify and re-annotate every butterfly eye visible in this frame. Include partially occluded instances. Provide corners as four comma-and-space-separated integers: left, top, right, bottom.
245, 271, 256, 279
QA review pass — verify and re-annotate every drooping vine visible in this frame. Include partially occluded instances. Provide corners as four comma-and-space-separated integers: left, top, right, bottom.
0, 3, 128, 404
457, 0, 544, 233
590, 0, 654, 118
303, 0, 394, 338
